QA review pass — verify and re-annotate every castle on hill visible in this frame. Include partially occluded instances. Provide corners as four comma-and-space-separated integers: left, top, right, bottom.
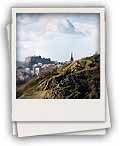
25, 55, 55, 67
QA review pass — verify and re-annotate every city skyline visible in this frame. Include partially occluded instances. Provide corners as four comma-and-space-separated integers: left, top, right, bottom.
20, 51, 75, 63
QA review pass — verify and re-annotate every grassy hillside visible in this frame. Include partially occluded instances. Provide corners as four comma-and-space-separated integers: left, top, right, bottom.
17, 54, 100, 99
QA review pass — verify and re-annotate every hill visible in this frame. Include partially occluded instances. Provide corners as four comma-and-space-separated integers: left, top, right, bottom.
16, 54, 100, 99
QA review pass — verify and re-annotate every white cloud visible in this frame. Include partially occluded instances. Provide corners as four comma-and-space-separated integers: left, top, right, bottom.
74, 22, 98, 36
17, 14, 99, 41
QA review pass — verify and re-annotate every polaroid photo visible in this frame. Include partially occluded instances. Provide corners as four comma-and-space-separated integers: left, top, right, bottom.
6, 24, 108, 137
11, 8, 105, 121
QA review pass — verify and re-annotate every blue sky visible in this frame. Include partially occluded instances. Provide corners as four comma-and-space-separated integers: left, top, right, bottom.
16, 13, 100, 62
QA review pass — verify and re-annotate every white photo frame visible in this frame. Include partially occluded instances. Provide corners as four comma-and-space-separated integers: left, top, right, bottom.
6, 24, 106, 136
12, 8, 105, 121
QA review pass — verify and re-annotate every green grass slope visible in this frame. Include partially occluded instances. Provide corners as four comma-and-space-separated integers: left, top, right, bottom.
17, 54, 100, 99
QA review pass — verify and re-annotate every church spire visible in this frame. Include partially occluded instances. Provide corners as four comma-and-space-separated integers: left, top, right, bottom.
70, 52, 74, 62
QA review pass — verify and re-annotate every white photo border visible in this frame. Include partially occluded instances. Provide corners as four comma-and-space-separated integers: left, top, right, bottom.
12, 8, 105, 121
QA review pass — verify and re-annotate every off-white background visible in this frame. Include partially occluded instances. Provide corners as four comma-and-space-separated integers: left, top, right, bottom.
0, 0, 117, 145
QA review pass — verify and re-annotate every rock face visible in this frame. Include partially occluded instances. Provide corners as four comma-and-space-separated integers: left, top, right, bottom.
17, 54, 100, 99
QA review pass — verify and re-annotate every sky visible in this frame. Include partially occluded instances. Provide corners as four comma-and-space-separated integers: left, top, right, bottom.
16, 13, 100, 62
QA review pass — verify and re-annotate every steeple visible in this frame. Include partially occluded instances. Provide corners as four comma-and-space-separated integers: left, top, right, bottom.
70, 52, 74, 62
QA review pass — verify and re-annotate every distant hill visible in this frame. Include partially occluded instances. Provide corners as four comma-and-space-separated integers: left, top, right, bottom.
17, 54, 100, 99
